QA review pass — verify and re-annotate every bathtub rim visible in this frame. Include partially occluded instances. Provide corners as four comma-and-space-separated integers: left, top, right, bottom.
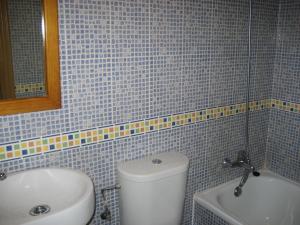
193, 169, 300, 225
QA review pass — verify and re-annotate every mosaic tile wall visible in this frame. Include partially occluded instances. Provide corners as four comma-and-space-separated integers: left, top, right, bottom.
0, 0, 281, 225
7, 0, 46, 98
249, 0, 278, 101
193, 203, 230, 225
193, 0, 300, 222
265, 0, 300, 183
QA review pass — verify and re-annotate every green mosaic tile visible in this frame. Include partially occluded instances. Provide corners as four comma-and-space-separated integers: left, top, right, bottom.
0, 154, 5, 160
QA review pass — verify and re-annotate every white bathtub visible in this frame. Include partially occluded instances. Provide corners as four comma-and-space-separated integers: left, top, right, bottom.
194, 170, 300, 225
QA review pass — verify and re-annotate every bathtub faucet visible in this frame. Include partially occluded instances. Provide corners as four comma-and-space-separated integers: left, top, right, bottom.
222, 150, 254, 171
222, 150, 258, 197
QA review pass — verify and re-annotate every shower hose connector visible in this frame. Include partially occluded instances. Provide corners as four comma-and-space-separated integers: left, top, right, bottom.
222, 150, 260, 197
100, 184, 121, 221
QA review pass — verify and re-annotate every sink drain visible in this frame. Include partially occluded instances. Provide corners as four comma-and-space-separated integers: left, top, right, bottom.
29, 205, 51, 216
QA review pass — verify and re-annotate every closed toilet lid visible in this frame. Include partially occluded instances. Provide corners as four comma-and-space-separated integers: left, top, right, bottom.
117, 151, 189, 182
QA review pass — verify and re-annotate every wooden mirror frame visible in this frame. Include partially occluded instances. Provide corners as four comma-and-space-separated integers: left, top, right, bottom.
0, 0, 61, 115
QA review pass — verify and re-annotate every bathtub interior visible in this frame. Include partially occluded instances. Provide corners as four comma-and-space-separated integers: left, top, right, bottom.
194, 170, 300, 225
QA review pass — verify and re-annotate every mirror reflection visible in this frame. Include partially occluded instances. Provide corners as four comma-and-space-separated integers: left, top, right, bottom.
0, 0, 46, 100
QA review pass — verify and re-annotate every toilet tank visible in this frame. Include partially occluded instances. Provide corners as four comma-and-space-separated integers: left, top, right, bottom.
117, 152, 189, 225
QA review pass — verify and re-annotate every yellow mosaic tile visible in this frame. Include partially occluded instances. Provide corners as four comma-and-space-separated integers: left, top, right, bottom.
56, 143, 62, 150
48, 137, 54, 144
80, 132, 87, 138
21, 142, 27, 148
14, 151, 21, 157
62, 135, 68, 142
98, 134, 104, 141
42, 145, 49, 152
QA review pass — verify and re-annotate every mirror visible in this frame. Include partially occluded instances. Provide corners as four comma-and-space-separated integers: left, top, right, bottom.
0, 0, 60, 115
0, 0, 45, 99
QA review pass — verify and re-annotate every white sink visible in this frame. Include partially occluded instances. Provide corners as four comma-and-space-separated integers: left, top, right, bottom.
0, 168, 95, 225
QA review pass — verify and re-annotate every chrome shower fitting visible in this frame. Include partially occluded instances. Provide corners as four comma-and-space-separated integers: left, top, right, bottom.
223, 150, 260, 197
222, 0, 259, 198
223, 151, 253, 170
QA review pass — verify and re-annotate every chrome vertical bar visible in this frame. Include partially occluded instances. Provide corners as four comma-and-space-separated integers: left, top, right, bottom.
245, 0, 252, 159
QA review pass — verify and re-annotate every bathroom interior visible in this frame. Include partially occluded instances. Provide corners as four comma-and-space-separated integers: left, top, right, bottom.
0, 0, 299, 225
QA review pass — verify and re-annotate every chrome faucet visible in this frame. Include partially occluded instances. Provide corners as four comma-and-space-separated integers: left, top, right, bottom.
223, 150, 259, 197
0, 170, 7, 181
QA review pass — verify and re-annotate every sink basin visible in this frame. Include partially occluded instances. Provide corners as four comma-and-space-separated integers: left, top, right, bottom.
0, 168, 95, 225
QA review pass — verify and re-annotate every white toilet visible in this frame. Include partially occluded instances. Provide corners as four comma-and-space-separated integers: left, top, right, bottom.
117, 151, 189, 225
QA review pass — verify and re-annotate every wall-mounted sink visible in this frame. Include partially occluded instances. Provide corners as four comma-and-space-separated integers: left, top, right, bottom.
0, 168, 95, 225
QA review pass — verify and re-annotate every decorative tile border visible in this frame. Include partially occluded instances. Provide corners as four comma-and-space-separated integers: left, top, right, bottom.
15, 82, 45, 95
0, 99, 298, 162
270, 99, 300, 113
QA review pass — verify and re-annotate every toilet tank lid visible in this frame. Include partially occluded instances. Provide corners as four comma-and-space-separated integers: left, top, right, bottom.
117, 152, 189, 182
